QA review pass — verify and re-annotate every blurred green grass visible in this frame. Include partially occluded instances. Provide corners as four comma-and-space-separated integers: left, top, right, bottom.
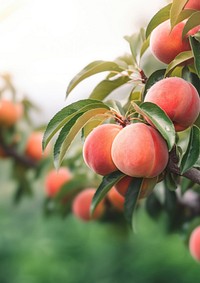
0, 162, 200, 283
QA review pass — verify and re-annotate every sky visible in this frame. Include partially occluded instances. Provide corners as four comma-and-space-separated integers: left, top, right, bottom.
0, 0, 166, 122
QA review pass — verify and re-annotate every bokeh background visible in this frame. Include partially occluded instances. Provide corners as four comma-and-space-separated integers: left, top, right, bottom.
1, 1, 200, 282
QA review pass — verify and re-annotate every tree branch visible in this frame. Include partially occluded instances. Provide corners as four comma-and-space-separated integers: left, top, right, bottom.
167, 149, 200, 185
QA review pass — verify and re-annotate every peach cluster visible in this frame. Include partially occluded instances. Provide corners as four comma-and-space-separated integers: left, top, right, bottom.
83, 122, 169, 180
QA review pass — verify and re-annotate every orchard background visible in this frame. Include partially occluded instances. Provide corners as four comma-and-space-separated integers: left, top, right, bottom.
0, 0, 200, 283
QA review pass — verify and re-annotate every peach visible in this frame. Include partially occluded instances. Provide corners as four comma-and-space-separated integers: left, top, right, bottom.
0, 99, 23, 127
72, 188, 105, 221
150, 20, 200, 64
189, 226, 200, 261
115, 176, 155, 199
25, 131, 51, 161
45, 167, 72, 197
185, 0, 200, 10
83, 124, 122, 175
111, 123, 169, 178
107, 187, 125, 211
144, 77, 200, 131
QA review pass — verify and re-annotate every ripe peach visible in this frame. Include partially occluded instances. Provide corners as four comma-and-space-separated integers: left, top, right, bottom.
150, 20, 200, 64
111, 123, 169, 178
107, 187, 125, 211
0, 99, 23, 127
83, 124, 122, 176
72, 188, 105, 221
144, 77, 200, 131
189, 226, 200, 261
25, 131, 51, 161
45, 167, 72, 197
185, 0, 200, 10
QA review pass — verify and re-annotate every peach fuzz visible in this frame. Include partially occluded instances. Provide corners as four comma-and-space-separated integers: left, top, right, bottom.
72, 188, 105, 221
185, 0, 200, 10
189, 226, 200, 261
45, 167, 72, 197
83, 123, 122, 176
144, 77, 200, 132
25, 131, 51, 161
111, 123, 169, 178
107, 187, 125, 211
0, 99, 23, 127
150, 20, 200, 64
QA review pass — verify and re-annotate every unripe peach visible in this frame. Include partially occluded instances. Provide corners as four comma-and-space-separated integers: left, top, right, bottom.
107, 187, 125, 211
83, 124, 122, 176
25, 131, 51, 161
0, 99, 23, 127
150, 20, 200, 64
111, 123, 169, 178
144, 77, 200, 131
189, 226, 200, 261
185, 0, 200, 10
72, 188, 105, 221
45, 167, 72, 197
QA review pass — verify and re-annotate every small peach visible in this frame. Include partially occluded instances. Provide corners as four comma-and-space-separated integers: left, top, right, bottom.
25, 131, 51, 161
189, 226, 200, 261
72, 188, 105, 221
45, 167, 72, 197
107, 187, 125, 211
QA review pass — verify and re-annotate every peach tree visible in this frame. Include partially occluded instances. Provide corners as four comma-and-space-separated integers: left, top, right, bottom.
43, 0, 200, 258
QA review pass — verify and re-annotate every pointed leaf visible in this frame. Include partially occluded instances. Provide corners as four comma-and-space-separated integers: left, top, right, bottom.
143, 69, 166, 98
182, 11, 200, 38
189, 36, 200, 78
146, 4, 172, 38
89, 76, 130, 100
124, 178, 143, 228
125, 28, 146, 66
165, 51, 193, 76
54, 107, 110, 168
180, 125, 200, 174
43, 99, 109, 150
66, 61, 124, 96
133, 102, 175, 151
90, 171, 125, 216
140, 36, 150, 57
170, 0, 188, 28
174, 9, 197, 26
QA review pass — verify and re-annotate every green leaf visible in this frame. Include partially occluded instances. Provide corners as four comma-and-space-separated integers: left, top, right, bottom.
174, 9, 197, 26
182, 66, 200, 94
146, 3, 172, 38
54, 177, 87, 201
124, 178, 143, 228
189, 36, 200, 78
54, 107, 110, 168
43, 99, 109, 150
170, 0, 189, 28
143, 69, 166, 98
90, 171, 125, 216
165, 51, 193, 76
140, 36, 150, 58
180, 125, 200, 174
124, 28, 146, 66
89, 76, 130, 100
133, 102, 175, 151
182, 11, 200, 38
66, 61, 124, 96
